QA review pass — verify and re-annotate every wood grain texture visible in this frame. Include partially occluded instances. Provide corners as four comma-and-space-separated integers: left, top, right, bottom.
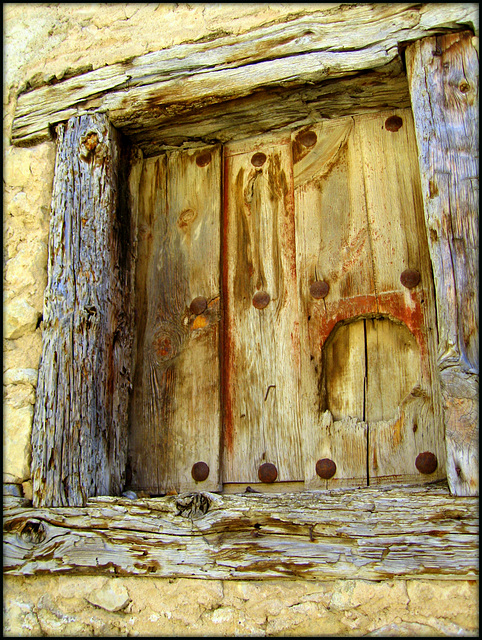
9, 4, 477, 153
128, 146, 222, 494
30, 114, 142, 507
294, 109, 445, 489
355, 110, 446, 486
3, 483, 478, 580
406, 31, 479, 496
222, 133, 303, 484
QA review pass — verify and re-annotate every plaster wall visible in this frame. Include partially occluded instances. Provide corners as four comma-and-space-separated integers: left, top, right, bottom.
3, 4, 478, 637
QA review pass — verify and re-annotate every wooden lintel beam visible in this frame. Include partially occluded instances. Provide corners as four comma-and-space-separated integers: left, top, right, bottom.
10, 3, 478, 150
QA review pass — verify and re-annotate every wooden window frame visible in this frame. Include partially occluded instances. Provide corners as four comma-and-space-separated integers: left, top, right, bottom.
4, 7, 478, 580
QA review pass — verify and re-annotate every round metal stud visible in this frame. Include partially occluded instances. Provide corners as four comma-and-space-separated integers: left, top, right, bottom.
192, 461, 210, 482
400, 268, 421, 289
252, 291, 270, 309
196, 151, 212, 167
299, 130, 317, 148
315, 458, 337, 479
385, 115, 403, 132
309, 280, 330, 299
415, 451, 438, 475
258, 462, 278, 483
251, 152, 267, 167
190, 296, 208, 315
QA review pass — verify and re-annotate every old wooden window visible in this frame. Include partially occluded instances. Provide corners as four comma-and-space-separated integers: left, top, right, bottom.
127, 108, 445, 496
26, 24, 477, 511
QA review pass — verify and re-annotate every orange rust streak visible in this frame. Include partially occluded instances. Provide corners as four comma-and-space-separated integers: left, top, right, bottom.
192, 315, 208, 330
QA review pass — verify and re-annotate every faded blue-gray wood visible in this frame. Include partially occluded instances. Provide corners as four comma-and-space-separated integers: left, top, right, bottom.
30, 113, 142, 507
406, 31, 479, 496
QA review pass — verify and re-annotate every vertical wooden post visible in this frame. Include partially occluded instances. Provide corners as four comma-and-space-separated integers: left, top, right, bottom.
31, 113, 142, 506
406, 31, 478, 495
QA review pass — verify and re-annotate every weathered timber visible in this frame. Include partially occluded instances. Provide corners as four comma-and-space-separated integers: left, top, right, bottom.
3, 483, 478, 580
128, 146, 222, 494
30, 114, 142, 507
294, 109, 445, 490
10, 4, 478, 153
222, 132, 303, 484
406, 31, 479, 496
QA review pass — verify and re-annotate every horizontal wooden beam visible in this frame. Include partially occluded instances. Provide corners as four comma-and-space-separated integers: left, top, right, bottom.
10, 3, 478, 154
3, 483, 477, 580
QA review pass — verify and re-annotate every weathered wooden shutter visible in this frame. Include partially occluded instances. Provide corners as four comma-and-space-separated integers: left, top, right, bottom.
295, 110, 445, 489
130, 110, 445, 493
406, 31, 478, 496
222, 133, 303, 486
128, 145, 222, 494
31, 114, 141, 507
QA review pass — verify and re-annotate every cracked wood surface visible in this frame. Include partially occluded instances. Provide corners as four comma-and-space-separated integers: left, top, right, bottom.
406, 31, 479, 496
30, 113, 142, 507
3, 483, 478, 580
10, 4, 478, 154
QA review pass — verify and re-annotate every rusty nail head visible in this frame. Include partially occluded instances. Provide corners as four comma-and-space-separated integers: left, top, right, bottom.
310, 280, 330, 299
252, 291, 270, 309
415, 451, 438, 475
400, 268, 421, 289
192, 461, 210, 481
251, 152, 267, 167
196, 151, 212, 167
316, 458, 337, 479
299, 130, 317, 148
190, 296, 207, 315
385, 115, 403, 132
258, 462, 278, 483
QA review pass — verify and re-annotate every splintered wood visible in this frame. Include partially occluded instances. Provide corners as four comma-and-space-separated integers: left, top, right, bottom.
129, 108, 446, 494
3, 484, 478, 580
406, 31, 479, 496
30, 114, 142, 507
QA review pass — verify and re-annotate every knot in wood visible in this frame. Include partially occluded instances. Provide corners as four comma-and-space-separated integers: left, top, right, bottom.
79, 130, 102, 162
151, 323, 184, 364
19, 520, 47, 544
175, 492, 211, 519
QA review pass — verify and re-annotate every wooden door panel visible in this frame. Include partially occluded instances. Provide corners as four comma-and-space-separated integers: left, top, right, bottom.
128, 145, 222, 494
294, 118, 372, 488
222, 133, 303, 484
294, 109, 445, 488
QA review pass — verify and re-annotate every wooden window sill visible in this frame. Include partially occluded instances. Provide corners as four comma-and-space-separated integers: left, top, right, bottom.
3, 481, 477, 581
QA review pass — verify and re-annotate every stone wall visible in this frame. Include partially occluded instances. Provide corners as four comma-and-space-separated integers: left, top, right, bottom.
4, 576, 479, 637
3, 4, 478, 637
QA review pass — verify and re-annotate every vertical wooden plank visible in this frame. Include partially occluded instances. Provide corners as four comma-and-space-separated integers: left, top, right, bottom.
222, 132, 303, 485
406, 31, 479, 496
293, 119, 370, 489
129, 145, 222, 494
356, 108, 446, 486
31, 113, 140, 507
